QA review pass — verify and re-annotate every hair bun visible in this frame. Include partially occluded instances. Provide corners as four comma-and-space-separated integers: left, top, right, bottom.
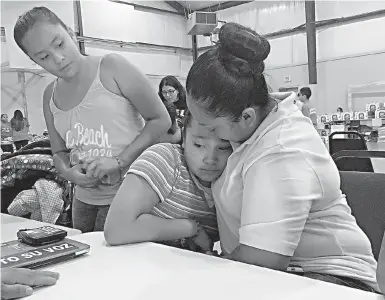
218, 23, 270, 77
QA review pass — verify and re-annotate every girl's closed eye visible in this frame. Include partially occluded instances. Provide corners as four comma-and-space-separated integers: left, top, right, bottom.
194, 143, 203, 148
219, 146, 232, 151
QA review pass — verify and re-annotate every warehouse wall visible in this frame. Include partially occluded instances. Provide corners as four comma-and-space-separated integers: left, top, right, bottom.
2, 1, 385, 135
1, 0, 192, 135
198, 1, 385, 114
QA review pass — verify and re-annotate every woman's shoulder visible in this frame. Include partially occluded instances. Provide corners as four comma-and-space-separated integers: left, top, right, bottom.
244, 122, 329, 170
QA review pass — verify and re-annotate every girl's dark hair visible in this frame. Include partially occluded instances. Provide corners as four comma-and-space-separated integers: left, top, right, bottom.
158, 76, 187, 110
163, 101, 178, 135
181, 109, 193, 140
186, 22, 271, 121
11, 110, 25, 132
183, 110, 192, 130
14, 6, 69, 55
1, 114, 7, 119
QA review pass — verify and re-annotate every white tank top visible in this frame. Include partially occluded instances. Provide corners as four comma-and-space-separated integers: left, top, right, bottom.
50, 56, 145, 205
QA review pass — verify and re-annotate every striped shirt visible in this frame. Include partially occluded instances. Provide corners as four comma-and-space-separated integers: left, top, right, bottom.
127, 143, 219, 242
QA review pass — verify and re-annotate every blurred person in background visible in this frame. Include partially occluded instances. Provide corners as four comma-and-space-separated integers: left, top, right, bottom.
298, 87, 317, 127
1, 113, 14, 153
10, 110, 30, 150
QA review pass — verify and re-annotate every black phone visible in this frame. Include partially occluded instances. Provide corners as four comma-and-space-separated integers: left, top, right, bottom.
17, 226, 67, 246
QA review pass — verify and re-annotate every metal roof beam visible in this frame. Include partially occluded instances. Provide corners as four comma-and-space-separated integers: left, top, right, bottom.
198, 1, 253, 12
164, 1, 186, 16
198, 8, 385, 51
109, 0, 185, 16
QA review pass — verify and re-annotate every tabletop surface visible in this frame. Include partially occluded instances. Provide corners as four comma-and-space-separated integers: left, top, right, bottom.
1, 213, 81, 243
25, 232, 383, 300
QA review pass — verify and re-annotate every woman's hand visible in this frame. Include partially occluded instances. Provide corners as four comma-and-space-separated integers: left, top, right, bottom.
1, 268, 59, 299
65, 164, 100, 187
82, 157, 120, 180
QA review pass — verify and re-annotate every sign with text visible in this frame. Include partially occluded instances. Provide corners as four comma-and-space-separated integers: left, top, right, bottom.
1, 238, 90, 268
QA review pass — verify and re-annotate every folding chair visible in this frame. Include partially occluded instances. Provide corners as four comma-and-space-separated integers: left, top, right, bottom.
330, 131, 373, 172
340, 171, 385, 260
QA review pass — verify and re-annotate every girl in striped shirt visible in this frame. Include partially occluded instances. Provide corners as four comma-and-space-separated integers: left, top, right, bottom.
104, 111, 232, 253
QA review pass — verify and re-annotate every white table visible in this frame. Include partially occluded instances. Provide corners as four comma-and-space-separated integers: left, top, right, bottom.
1, 213, 81, 243
27, 232, 383, 300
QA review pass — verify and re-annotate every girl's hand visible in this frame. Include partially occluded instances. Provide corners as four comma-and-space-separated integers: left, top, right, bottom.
83, 157, 120, 180
65, 164, 100, 187
192, 226, 214, 253
205, 250, 220, 256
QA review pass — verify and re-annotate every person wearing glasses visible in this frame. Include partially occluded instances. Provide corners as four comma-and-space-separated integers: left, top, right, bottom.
158, 76, 187, 111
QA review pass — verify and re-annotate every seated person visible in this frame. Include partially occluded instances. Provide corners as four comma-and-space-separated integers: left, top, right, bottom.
185, 22, 379, 292
104, 111, 232, 253
158, 101, 182, 144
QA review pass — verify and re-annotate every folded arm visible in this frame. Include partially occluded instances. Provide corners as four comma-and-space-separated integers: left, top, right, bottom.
104, 174, 197, 246
225, 148, 319, 271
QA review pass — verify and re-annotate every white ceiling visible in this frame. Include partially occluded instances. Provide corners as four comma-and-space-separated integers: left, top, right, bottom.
178, 1, 227, 11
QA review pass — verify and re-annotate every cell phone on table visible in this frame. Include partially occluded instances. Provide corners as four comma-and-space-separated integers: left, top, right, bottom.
17, 226, 67, 247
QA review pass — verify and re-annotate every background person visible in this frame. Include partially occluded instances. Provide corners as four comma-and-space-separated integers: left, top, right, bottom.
10, 110, 30, 151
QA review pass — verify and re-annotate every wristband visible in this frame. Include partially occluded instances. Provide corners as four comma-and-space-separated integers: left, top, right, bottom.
114, 156, 124, 180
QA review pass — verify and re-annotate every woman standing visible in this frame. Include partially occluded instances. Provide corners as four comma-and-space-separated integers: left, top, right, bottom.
11, 110, 30, 150
13, 6, 170, 233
